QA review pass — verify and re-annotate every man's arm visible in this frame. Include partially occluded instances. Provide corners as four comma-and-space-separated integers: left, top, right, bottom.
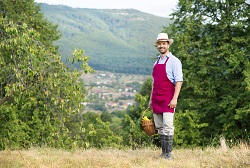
149, 81, 154, 109
168, 81, 183, 109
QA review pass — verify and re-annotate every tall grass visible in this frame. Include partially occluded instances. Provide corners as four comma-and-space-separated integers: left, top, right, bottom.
0, 143, 249, 168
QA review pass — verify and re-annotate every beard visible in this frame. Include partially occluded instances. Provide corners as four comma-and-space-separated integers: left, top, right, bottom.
158, 47, 168, 54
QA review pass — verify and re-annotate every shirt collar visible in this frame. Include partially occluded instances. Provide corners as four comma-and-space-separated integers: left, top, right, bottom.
157, 52, 172, 58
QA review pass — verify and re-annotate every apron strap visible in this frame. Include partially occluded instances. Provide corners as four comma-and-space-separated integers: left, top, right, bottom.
156, 57, 160, 64
164, 57, 170, 64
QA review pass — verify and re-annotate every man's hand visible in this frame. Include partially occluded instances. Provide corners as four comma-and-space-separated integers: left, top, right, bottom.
168, 81, 183, 109
168, 98, 177, 108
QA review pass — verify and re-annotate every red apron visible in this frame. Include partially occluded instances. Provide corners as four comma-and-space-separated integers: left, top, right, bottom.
152, 57, 175, 113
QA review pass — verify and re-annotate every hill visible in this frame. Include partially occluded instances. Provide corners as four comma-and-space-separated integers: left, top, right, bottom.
0, 144, 249, 168
38, 3, 171, 74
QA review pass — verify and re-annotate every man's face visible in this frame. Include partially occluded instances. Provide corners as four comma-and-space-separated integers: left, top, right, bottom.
156, 41, 169, 54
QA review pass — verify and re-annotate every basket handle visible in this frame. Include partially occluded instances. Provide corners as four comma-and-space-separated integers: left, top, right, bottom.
141, 107, 154, 121
141, 107, 155, 131
142, 107, 149, 116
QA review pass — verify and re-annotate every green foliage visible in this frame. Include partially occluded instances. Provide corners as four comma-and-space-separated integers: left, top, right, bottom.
0, 0, 60, 47
101, 111, 113, 123
120, 114, 156, 149
174, 110, 208, 147
39, 3, 170, 74
0, 1, 93, 150
66, 112, 122, 149
2, 0, 248, 150
121, 77, 205, 147
119, 78, 157, 148
87, 102, 107, 111
121, 0, 249, 147
0, 0, 123, 150
164, 0, 250, 145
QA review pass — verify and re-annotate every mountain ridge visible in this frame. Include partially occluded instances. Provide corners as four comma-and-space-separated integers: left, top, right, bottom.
39, 3, 171, 74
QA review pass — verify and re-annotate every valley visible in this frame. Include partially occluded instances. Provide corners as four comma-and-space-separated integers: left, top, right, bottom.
81, 71, 150, 112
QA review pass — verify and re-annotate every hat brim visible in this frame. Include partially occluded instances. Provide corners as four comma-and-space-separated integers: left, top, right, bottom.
155, 39, 174, 45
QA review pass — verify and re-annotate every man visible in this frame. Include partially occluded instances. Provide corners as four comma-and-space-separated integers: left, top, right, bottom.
149, 33, 183, 159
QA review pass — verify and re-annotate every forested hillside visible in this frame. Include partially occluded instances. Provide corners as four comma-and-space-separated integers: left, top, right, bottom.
39, 3, 170, 74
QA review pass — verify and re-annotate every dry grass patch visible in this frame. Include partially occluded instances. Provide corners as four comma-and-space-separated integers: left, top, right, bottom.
0, 144, 249, 168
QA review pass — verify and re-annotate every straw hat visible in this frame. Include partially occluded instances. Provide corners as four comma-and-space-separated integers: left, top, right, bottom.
155, 33, 173, 45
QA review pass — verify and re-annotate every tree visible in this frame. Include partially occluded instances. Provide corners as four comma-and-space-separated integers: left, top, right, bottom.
0, 1, 93, 149
0, 0, 60, 47
78, 112, 122, 149
123, 0, 250, 147
120, 78, 158, 148
164, 0, 250, 145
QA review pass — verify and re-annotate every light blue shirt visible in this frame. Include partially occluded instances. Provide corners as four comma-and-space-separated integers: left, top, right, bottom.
154, 52, 183, 84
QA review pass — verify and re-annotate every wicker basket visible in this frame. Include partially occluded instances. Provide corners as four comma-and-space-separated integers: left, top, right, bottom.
141, 119, 156, 136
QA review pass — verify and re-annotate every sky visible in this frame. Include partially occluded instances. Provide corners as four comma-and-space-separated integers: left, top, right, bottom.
35, 0, 179, 17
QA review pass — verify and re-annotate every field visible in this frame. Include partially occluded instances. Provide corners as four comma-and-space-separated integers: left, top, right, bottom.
0, 144, 249, 168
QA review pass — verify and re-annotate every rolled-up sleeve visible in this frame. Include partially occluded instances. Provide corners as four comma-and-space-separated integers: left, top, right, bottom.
173, 59, 183, 82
